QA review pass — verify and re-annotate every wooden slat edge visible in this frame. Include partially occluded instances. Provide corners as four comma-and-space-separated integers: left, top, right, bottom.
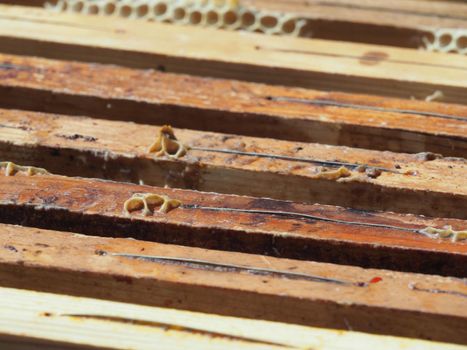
0, 224, 466, 344
0, 285, 464, 349
1, 109, 466, 219
1, 0, 466, 50
0, 5, 465, 103
0, 53, 466, 156
0, 173, 465, 276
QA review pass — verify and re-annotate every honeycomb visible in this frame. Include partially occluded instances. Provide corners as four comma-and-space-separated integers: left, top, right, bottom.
44, 0, 310, 37
123, 192, 181, 215
421, 28, 467, 55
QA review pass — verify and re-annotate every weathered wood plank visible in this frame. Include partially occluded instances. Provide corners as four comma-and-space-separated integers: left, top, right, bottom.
0, 286, 464, 349
0, 5, 465, 103
1, 0, 465, 50
1, 109, 465, 218
0, 224, 466, 344
0, 172, 465, 276
0, 54, 466, 156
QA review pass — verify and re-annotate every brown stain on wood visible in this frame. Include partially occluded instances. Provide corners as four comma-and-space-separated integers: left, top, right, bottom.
0, 173, 465, 277
0, 109, 466, 219
0, 54, 465, 156
360, 51, 389, 65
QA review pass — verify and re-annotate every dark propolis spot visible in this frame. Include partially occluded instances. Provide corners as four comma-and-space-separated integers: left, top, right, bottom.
360, 51, 389, 66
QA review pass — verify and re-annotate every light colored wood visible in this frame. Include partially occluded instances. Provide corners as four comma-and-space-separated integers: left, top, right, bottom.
245, 0, 467, 25
242, 0, 467, 48
1, 54, 466, 156
0, 224, 466, 344
1, 109, 466, 219
0, 173, 466, 277
0, 5, 466, 103
1, 0, 465, 49
0, 286, 463, 349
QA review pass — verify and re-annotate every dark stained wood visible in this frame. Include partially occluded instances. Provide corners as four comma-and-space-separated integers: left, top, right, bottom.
0, 5, 465, 104
0, 54, 466, 156
0, 223, 466, 344
0, 173, 465, 276
1, 109, 466, 219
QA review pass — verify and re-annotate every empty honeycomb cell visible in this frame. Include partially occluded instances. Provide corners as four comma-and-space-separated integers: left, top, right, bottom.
421, 28, 466, 55
189, 10, 203, 25
240, 10, 255, 27
457, 36, 467, 50
43, 0, 312, 40
85, 3, 100, 14
119, 4, 133, 17
153, 2, 168, 18
173, 7, 186, 22
136, 4, 149, 18
71, 0, 84, 12
206, 10, 220, 26
259, 14, 278, 29
438, 33, 452, 47
223, 10, 238, 26
103, 2, 117, 15
281, 19, 296, 35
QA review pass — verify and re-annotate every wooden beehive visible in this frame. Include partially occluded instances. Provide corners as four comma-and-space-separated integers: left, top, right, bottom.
0, 1, 465, 349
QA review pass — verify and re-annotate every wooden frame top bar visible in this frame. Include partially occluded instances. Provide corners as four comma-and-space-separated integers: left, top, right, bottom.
0, 224, 466, 344
0, 173, 465, 276
244, 0, 467, 27
0, 284, 464, 348
0, 53, 466, 156
0, 5, 465, 103
1, 109, 466, 219
1, 0, 466, 49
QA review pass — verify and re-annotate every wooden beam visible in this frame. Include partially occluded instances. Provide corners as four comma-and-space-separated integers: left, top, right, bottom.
245, 0, 467, 26
1, 109, 466, 219
0, 224, 466, 344
243, 0, 467, 48
1, 0, 465, 50
0, 5, 465, 103
0, 286, 464, 349
0, 172, 465, 276
0, 54, 466, 156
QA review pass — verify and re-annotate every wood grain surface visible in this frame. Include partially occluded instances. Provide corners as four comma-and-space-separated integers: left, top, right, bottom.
0, 54, 466, 156
0, 173, 465, 276
0, 5, 465, 103
0, 224, 466, 344
1, 109, 466, 218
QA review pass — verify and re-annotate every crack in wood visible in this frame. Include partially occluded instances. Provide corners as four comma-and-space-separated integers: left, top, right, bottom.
59, 313, 296, 348
408, 282, 467, 299
109, 253, 368, 287
267, 96, 467, 122
189, 146, 399, 174
182, 204, 421, 233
